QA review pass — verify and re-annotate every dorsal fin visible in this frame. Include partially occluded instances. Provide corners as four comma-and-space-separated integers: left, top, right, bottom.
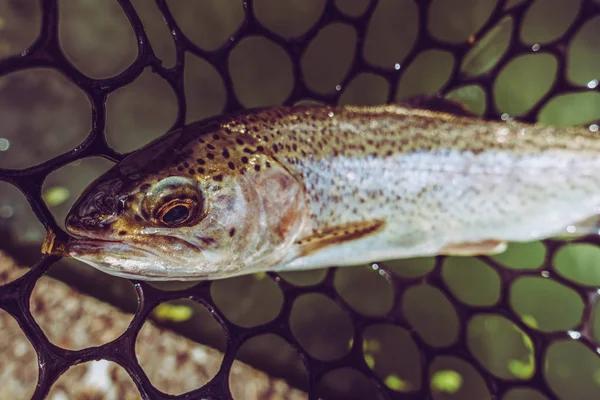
396, 94, 475, 117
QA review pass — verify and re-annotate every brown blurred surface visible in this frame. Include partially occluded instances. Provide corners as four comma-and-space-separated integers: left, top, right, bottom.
0, 251, 307, 400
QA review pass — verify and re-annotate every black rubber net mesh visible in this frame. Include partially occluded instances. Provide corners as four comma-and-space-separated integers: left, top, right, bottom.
1, 0, 600, 399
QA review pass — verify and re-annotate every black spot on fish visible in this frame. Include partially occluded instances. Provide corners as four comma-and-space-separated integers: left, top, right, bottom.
207, 153, 215, 160
213, 134, 221, 140
118, 230, 127, 236
241, 156, 249, 164
207, 144, 216, 150
254, 165, 261, 172
229, 228, 235, 237
197, 236, 217, 246
222, 149, 230, 158
197, 167, 205, 174
213, 174, 224, 182
236, 138, 244, 145
228, 162, 235, 170
197, 158, 205, 165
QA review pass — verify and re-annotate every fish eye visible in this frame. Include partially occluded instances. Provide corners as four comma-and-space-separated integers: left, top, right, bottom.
160, 203, 190, 225
156, 198, 197, 227
140, 177, 205, 227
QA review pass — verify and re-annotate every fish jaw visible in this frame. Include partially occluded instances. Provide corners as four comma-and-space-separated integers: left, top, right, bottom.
67, 239, 169, 280
66, 237, 241, 280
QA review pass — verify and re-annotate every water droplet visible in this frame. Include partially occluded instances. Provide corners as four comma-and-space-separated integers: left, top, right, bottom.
588, 79, 598, 89
335, 84, 342, 91
394, 63, 401, 70
567, 330, 581, 340
328, 111, 334, 117
590, 124, 599, 132
0, 138, 10, 151
496, 127, 509, 142
566, 225, 576, 233
501, 113, 511, 121
0, 204, 14, 218
532, 44, 540, 51
371, 263, 380, 270
530, 230, 539, 238
541, 270, 550, 278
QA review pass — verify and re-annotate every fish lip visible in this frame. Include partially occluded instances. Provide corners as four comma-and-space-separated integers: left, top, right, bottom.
67, 237, 143, 255
66, 238, 173, 279
64, 237, 212, 281
66, 237, 163, 259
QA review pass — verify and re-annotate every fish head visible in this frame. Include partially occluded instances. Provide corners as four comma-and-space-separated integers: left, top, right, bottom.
65, 125, 309, 280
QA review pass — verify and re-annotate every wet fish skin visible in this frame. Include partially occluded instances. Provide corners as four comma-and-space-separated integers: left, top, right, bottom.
61, 104, 600, 280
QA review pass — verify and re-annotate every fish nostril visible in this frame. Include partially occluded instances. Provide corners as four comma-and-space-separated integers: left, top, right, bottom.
66, 210, 110, 232
65, 213, 82, 232
68, 180, 128, 232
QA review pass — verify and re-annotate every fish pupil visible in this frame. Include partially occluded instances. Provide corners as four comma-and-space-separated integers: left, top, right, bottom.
162, 205, 189, 225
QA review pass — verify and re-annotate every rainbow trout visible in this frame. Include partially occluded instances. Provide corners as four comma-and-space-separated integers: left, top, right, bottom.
48, 101, 600, 280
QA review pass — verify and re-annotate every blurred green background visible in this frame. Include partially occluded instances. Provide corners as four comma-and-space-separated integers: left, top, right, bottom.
2, 0, 600, 399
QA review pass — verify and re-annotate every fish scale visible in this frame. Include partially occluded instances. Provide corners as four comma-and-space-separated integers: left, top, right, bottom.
228, 105, 600, 236
46, 103, 600, 280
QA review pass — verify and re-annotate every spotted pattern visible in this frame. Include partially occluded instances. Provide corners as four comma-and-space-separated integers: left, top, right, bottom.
179, 105, 600, 240
68, 104, 600, 270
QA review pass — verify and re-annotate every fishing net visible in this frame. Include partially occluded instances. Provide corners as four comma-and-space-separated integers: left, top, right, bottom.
1, 0, 600, 398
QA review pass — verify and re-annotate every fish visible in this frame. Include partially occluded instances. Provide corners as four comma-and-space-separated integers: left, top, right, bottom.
44, 98, 600, 281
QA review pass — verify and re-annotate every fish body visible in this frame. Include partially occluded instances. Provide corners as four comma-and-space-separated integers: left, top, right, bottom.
60, 103, 600, 280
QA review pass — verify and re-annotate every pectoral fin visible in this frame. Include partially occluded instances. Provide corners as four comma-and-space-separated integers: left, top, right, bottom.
440, 239, 507, 256
295, 220, 386, 257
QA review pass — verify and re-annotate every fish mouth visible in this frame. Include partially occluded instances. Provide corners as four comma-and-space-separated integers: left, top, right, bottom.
66, 238, 208, 281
